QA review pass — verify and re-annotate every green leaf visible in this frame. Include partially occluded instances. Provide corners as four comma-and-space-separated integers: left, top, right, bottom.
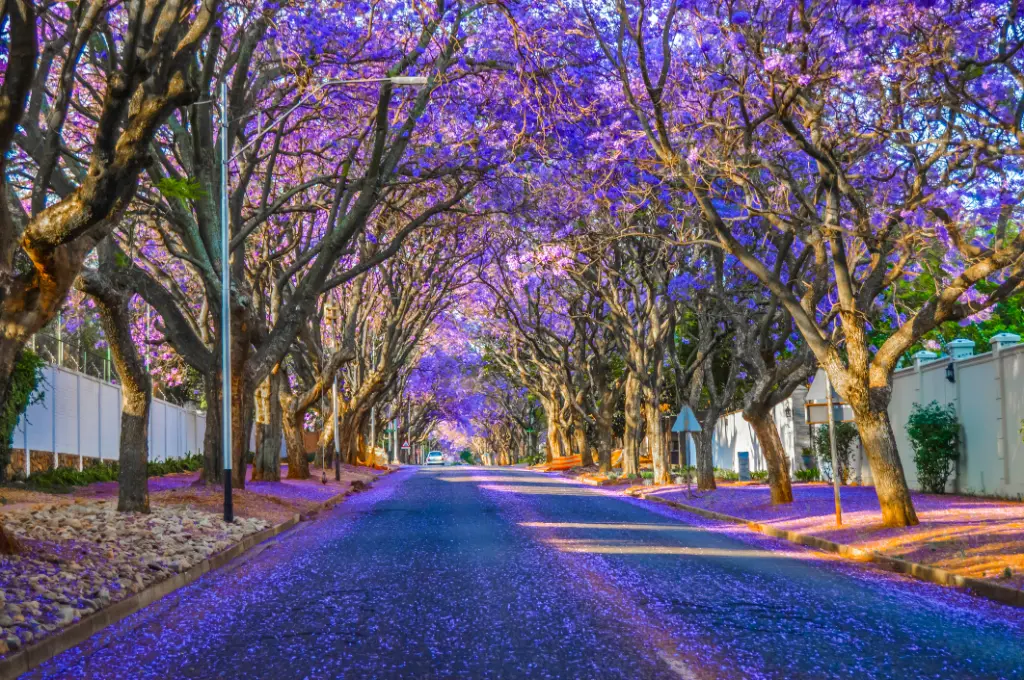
156, 177, 207, 202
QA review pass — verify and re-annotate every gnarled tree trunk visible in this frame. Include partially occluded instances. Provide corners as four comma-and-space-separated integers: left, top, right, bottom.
594, 407, 614, 473
76, 248, 154, 513
853, 406, 918, 527
695, 426, 716, 491
621, 374, 642, 477
571, 414, 593, 467
745, 408, 793, 504
281, 395, 311, 480
200, 372, 224, 484
253, 371, 282, 481
645, 396, 670, 486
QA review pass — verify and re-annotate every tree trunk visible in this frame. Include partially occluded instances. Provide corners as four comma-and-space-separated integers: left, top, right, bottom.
229, 357, 252, 490
117, 384, 151, 512
695, 426, 716, 491
318, 403, 337, 467
646, 398, 670, 485
595, 410, 614, 473
200, 372, 224, 484
282, 401, 310, 480
337, 409, 359, 465
745, 408, 793, 504
854, 407, 919, 527
547, 419, 563, 461
621, 374, 642, 477
99, 304, 152, 512
572, 415, 593, 467
352, 429, 371, 466
252, 371, 282, 481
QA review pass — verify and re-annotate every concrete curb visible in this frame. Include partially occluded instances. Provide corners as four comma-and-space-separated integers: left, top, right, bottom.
0, 479, 373, 680
637, 493, 1024, 609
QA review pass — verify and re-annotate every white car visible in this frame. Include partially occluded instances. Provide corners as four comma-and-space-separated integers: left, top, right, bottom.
425, 450, 445, 466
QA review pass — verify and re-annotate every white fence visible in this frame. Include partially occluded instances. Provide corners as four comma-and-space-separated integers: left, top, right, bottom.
709, 340, 1024, 500
878, 339, 1024, 498
14, 364, 206, 474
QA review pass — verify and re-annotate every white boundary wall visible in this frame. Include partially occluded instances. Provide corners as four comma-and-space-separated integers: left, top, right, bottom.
14, 364, 206, 472
709, 343, 1024, 499
877, 342, 1024, 499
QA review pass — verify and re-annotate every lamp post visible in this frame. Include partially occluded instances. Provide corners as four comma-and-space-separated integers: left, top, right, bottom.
219, 81, 233, 523
216, 75, 428, 522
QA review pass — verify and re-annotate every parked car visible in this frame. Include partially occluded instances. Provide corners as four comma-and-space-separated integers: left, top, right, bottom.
425, 450, 445, 466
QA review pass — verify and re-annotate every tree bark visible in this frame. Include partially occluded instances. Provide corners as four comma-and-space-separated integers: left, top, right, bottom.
594, 408, 614, 473
621, 374, 642, 477
200, 372, 224, 484
252, 371, 282, 481
547, 420, 563, 461
853, 407, 919, 527
230, 345, 252, 490
100, 307, 151, 514
646, 399, 670, 485
695, 426, 716, 491
571, 415, 593, 467
77, 257, 153, 512
745, 408, 793, 504
282, 399, 310, 480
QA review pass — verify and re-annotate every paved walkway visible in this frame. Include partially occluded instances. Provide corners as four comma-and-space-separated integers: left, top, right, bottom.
25, 468, 1024, 679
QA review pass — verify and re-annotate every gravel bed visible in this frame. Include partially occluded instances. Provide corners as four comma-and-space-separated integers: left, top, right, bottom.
0, 501, 267, 656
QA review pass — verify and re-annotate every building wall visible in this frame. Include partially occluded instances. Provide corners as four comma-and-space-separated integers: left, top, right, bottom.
858, 342, 1024, 499
711, 389, 808, 475
709, 343, 1024, 499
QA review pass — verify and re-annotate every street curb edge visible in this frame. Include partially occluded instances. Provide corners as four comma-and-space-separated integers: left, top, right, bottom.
638, 493, 1024, 609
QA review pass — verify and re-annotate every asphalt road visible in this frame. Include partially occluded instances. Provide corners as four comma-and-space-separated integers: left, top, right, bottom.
24, 467, 1024, 679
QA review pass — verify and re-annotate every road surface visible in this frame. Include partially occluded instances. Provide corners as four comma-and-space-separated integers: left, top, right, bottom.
25, 468, 1024, 679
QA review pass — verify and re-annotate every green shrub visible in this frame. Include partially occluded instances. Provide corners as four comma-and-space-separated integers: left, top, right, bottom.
147, 452, 203, 477
26, 463, 117, 490
906, 401, 960, 494
25, 451, 203, 491
813, 422, 858, 484
750, 470, 768, 482
714, 467, 739, 481
0, 350, 45, 482
795, 468, 819, 482
639, 470, 654, 479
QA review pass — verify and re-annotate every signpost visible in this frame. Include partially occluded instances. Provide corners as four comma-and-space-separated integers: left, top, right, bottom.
804, 369, 854, 527
672, 407, 701, 497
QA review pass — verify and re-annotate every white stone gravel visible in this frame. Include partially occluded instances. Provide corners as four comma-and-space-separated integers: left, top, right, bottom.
0, 501, 268, 656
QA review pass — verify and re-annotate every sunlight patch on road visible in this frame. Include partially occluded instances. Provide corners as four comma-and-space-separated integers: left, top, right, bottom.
520, 521, 698, 532
541, 538, 788, 558
478, 484, 599, 496
437, 475, 570, 485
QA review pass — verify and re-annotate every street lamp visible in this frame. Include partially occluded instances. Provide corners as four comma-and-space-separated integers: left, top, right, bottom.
217, 74, 429, 522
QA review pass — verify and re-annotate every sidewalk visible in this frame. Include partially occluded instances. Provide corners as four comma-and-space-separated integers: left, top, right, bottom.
645, 482, 1024, 591
0, 462, 389, 659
